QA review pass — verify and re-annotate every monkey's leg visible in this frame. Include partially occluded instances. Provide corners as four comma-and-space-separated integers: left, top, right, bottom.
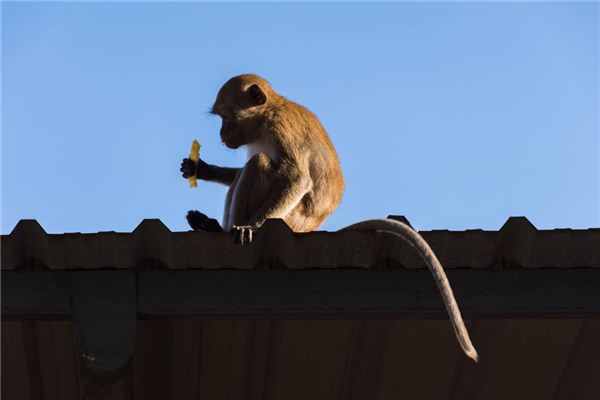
222, 170, 244, 230
231, 153, 275, 224
229, 153, 276, 243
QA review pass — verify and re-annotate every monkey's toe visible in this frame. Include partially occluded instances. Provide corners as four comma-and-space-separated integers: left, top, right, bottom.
232, 225, 255, 245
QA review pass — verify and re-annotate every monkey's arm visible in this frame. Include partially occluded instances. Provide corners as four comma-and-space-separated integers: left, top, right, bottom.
204, 164, 240, 186
181, 158, 240, 187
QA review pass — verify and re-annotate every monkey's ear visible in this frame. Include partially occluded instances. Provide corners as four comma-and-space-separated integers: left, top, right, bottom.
248, 84, 267, 106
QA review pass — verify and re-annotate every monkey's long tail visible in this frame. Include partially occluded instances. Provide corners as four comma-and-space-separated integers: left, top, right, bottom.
341, 219, 479, 363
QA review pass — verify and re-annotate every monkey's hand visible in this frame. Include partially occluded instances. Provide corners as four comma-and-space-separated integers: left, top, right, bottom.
231, 225, 257, 246
180, 158, 212, 180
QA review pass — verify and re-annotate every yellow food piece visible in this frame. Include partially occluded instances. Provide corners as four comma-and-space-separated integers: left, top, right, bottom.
188, 139, 201, 188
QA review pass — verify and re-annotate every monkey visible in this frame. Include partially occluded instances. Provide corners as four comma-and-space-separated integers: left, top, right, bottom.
180, 74, 478, 362
181, 74, 344, 242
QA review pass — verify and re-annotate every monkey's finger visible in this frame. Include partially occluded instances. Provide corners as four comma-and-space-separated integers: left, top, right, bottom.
239, 227, 254, 245
232, 227, 241, 244
232, 226, 251, 245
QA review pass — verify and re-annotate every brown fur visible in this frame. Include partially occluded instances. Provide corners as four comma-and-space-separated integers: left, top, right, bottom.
208, 74, 344, 232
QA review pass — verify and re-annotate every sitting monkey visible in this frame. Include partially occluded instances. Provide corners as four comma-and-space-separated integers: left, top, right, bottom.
180, 74, 478, 362
180, 74, 344, 243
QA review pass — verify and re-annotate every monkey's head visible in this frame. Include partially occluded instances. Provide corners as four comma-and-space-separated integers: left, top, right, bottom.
211, 74, 278, 149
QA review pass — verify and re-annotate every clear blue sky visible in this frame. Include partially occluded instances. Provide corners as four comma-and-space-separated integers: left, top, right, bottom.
2, 2, 598, 234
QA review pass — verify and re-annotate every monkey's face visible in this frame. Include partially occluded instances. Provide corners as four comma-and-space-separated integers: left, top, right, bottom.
219, 117, 262, 149
220, 116, 261, 149
211, 76, 270, 149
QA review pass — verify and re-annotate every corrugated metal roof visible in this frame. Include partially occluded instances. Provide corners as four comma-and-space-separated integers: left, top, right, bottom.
2, 217, 599, 270
2, 217, 600, 400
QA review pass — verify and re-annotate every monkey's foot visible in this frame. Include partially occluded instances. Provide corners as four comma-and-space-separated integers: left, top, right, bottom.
186, 210, 223, 232
231, 225, 256, 245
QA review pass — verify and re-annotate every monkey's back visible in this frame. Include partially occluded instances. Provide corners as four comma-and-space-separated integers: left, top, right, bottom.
273, 99, 345, 231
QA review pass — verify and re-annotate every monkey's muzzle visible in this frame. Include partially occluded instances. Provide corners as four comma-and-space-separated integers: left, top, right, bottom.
221, 135, 242, 149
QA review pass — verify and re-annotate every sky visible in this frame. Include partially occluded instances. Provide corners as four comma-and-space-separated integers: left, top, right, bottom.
2, 2, 598, 234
